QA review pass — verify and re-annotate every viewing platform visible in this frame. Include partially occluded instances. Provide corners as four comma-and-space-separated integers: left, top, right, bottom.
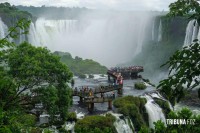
84, 95, 114, 112
72, 84, 123, 97
107, 66, 144, 81
72, 84, 122, 112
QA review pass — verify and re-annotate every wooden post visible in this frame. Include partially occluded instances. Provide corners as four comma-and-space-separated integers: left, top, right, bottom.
108, 101, 112, 110
113, 79, 116, 84
108, 75, 111, 82
88, 103, 94, 112
79, 97, 83, 103
117, 86, 123, 95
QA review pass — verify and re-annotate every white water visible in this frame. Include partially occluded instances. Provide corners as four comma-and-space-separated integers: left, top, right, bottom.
112, 113, 134, 133
150, 92, 173, 110
144, 94, 166, 129
158, 20, 162, 42
19, 28, 26, 43
27, 13, 155, 67
184, 20, 199, 47
152, 20, 155, 41
65, 122, 75, 133
0, 18, 8, 39
75, 111, 85, 119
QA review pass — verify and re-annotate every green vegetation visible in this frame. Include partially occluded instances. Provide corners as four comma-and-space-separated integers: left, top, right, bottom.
54, 51, 107, 76
135, 82, 147, 90
17, 5, 88, 19
0, 18, 73, 131
71, 79, 75, 87
79, 73, 86, 79
129, 16, 188, 81
67, 112, 77, 122
158, 0, 200, 106
142, 78, 156, 87
89, 74, 94, 79
139, 108, 200, 133
74, 114, 116, 133
113, 96, 148, 130
0, 3, 33, 26
154, 98, 171, 117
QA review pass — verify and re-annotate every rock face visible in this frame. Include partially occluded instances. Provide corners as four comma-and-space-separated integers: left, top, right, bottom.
181, 90, 200, 107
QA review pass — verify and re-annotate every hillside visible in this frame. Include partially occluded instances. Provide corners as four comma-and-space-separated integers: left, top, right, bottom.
54, 51, 107, 76
0, 2, 33, 26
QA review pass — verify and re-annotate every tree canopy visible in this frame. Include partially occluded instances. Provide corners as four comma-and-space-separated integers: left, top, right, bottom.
0, 18, 73, 131
158, 0, 200, 106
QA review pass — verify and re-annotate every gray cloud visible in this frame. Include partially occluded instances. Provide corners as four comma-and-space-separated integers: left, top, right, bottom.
0, 0, 177, 11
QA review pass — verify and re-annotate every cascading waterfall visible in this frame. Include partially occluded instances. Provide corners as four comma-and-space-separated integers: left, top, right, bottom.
184, 19, 199, 47
28, 19, 78, 47
151, 92, 173, 110
152, 20, 155, 41
27, 16, 154, 66
136, 18, 148, 55
65, 122, 75, 133
157, 20, 162, 42
112, 113, 134, 133
19, 28, 26, 43
144, 94, 166, 129
0, 18, 8, 39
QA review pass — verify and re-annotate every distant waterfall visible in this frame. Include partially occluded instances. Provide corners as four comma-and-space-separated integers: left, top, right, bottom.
136, 18, 148, 55
144, 94, 166, 129
158, 20, 162, 42
26, 15, 154, 66
0, 18, 8, 39
19, 28, 26, 43
28, 19, 78, 47
152, 20, 155, 41
184, 20, 199, 47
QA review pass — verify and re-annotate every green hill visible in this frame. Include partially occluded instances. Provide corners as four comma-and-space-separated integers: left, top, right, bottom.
54, 51, 107, 76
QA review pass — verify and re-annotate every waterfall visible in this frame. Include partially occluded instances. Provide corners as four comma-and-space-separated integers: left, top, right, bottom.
19, 28, 26, 43
65, 122, 75, 133
112, 113, 134, 133
150, 92, 173, 110
27, 15, 154, 66
152, 20, 155, 41
144, 94, 166, 129
158, 20, 162, 42
28, 18, 78, 48
0, 18, 8, 39
136, 18, 148, 55
184, 20, 199, 47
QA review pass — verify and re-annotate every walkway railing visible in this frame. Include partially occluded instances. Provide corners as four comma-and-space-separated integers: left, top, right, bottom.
72, 84, 122, 97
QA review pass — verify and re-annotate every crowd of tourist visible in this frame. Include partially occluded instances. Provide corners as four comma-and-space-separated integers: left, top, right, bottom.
109, 66, 143, 72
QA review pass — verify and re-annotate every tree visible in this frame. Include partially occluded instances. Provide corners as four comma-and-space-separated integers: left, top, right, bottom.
0, 17, 73, 131
5, 42, 72, 119
168, 0, 200, 22
158, 0, 200, 106
0, 18, 32, 132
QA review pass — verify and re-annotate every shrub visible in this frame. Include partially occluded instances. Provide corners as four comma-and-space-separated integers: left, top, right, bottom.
29, 127, 43, 133
101, 74, 105, 77
58, 127, 68, 133
88, 74, 94, 79
113, 96, 147, 130
74, 115, 116, 133
154, 98, 171, 118
135, 82, 147, 90
67, 112, 77, 122
143, 78, 150, 83
78, 73, 86, 79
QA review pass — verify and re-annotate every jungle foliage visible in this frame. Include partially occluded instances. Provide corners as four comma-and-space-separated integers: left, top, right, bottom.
54, 51, 107, 76
74, 114, 116, 133
113, 96, 148, 130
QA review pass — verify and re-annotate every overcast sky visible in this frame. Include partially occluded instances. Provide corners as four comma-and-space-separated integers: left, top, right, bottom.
0, 0, 177, 11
